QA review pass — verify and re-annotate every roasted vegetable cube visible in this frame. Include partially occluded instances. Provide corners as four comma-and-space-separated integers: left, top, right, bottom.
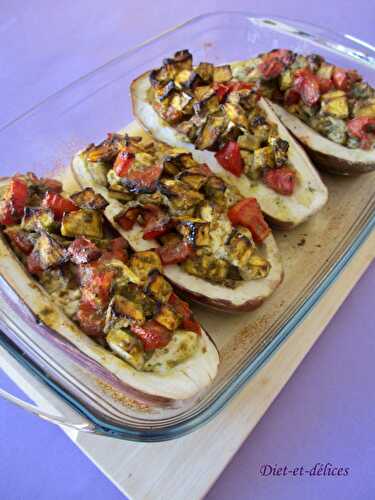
106, 328, 145, 370
354, 98, 375, 119
129, 250, 162, 283
61, 209, 103, 239
224, 102, 248, 129
279, 69, 294, 90
316, 63, 334, 80
31, 232, 67, 270
170, 92, 193, 113
247, 253, 270, 279
213, 65, 232, 82
147, 272, 173, 303
21, 207, 55, 232
195, 115, 226, 150
71, 188, 108, 210
177, 171, 207, 190
174, 70, 198, 89
113, 295, 145, 323
193, 90, 220, 116
161, 179, 204, 212
253, 146, 275, 170
195, 62, 214, 83
237, 132, 262, 151
155, 305, 181, 331
177, 219, 210, 247
227, 230, 254, 268
321, 90, 349, 119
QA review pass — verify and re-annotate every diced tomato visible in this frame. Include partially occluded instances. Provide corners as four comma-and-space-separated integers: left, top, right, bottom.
68, 237, 101, 265
168, 293, 201, 335
142, 206, 174, 240
284, 88, 300, 105
115, 207, 140, 231
332, 67, 360, 91
228, 197, 270, 243
263, 167, 296, 196
100, 237, 128, 263
157, 241, 194, 265
215, 141, 243, 177
81, 269, 115, 310
114, 149, 135, 177
317, 77, 334, 94
125, 163, 163, 193
26, 252, 43, 276
40, 178, 63, 193
293, 68, 320, 106
259, 49, 294, 80
76, 302, 104, 336
42, 192, 78, 219
347, 117, 375, 149
5, 228, 34, 255
213, 81, 253, 102
131, 320, 171, 351
0, 178, 29, 225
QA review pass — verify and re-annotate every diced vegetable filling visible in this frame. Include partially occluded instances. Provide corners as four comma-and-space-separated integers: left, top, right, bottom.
0, 174, 202, 373
83, 134, 271, 288
146, 50, 297, 195
231, 49, 375, 150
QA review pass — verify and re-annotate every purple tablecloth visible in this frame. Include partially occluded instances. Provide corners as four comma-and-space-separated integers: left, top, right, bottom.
1, 2, 374, 499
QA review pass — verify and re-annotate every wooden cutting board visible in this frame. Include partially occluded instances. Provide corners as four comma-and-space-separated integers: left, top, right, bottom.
0, 229, 373, 500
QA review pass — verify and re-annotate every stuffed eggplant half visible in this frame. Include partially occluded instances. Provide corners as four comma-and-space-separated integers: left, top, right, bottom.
71, 132, 283, 311
0, 173, 219, 401
131, 50, 328, 228
231, 49, 375, 174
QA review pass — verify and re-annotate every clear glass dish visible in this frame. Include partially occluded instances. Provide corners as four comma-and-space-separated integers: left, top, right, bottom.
0, 11, 374, 442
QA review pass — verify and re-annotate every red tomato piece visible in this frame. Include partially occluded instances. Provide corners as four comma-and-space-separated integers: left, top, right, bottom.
76, 302, 104, 336
0, 178, 29, 225
131, 320, 171, 351
6, 228, 34, 255
81, 269, 115, 310
228, 198, 270, 243
40, 178, 63, 193
213, 81, 253, 101
115, 207, 140, 231
284, 88, 300, 105
125, 163, 163, 193
42, 192, 78, 219
157, 241, 194, 265
347, 117, 375, 149
26, 252, 43, 276
293, 68, 320, 106
168, 293, 201, 335
259, 49, 294, 79
100, 237, 128, 263
317, 77, 334, 93
215, 141, 243, 177
68, 237, 101, 265
114, 149, 135, 177
142, 207, 174, 240
263, 167, 296, 196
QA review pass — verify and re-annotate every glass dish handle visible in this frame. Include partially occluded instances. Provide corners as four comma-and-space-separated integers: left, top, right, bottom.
0, 376, 95, 432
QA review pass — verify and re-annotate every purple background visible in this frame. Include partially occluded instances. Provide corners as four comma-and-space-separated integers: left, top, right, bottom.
1, 1, 374, 499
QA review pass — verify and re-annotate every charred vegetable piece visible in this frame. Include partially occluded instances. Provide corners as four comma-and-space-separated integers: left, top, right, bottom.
157, 240, 194, 265
146, 272, 173, 303
263, 167, 296, 196
129, 250, 162, 283
247, 254, 270, 279
176, 170, 208, 190
99, 237, 129, 264
228, 198, 270, 243
227, 230, 254, 268
253, 146, 275, 170
42, 192, 78, 220
0, 178, 29, 225
182, 252, 229, 283
61, 209, 103, 239
114, 207, 140, 231
215, 141, 244, 177
195, 115, 226, 150
174, 69, 198, 89
80, 268, 115, 310
29, 232, 67, 271
131, 320, 171, 351
155, 305, 181, 331
259, 49, 294, 79
68, 237, 101, 265
142, 206, 174, 240
112, 295, 145, 323
21, 207, 56, 232
123, 163, 163, 194
71, 188, 108, 210
168, 293, 201, 335
196, 62, 214, 83
177, 219, 210, 247
161, 179, 204, 211
4, 227, 34, 255
213, 65, 232, 82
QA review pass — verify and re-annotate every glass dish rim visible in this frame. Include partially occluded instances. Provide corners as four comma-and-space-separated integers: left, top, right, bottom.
0, 11, 374, 441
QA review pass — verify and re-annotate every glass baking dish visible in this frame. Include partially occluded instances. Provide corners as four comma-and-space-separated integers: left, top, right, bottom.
0, 11, 374, 442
